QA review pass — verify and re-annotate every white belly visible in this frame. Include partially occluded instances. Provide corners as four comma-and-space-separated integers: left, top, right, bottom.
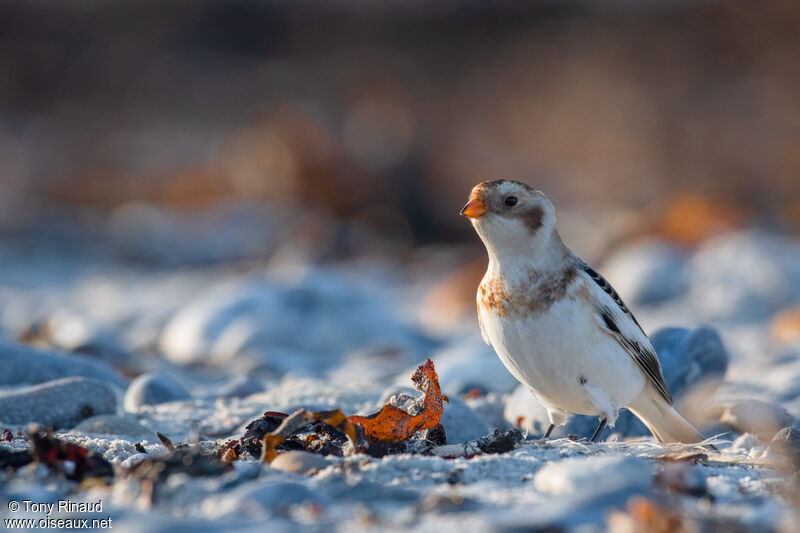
480, 296, 645, 418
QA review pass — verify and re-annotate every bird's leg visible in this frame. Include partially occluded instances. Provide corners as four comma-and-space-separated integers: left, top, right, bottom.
590, 418, 607, 443
543, 424, 554, 439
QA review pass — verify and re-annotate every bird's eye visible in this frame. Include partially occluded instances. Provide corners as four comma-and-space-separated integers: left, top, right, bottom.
505, 196, 518, 207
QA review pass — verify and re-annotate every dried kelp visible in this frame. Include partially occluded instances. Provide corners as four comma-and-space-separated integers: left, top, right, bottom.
348, 358, 445, 443
219, 358, 448, 462
4, 427, 115, 481
430, 429, 524, 459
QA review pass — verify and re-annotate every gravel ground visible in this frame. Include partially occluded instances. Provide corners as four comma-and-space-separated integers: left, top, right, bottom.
2, 211, 800, 532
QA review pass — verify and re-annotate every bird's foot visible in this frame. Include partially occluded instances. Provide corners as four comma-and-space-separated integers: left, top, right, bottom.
589, 418, 608, 443
535, 424, 555, 443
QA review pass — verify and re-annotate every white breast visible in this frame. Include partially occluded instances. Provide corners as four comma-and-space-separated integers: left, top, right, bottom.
478, 280, 646, 420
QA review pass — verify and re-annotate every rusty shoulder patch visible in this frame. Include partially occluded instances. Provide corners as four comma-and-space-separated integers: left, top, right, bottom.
524, 267, 578, 313
479, 266, 579, 319
478, 274, 510, 318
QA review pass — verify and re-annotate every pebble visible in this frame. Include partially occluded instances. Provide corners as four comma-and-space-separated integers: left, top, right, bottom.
503, 385, 553, 435
107, 202, 283, 266
38, 311, 132, 371
71, 414, 154, 439
655, 462, 708, 497
319, 478, 419, 505
123, 373, 191, 412
719, 400, 793, 442
159, 272, 435, 373
270, 450, 332, 475
216, 376, 264, 398
599, 239, 688, 305
534, 455, 652, 497
464, 393, 509, 431
688, 231, 800, 321
651, 326, 728, 395
208, 479, 328, 519
329, 345, 423, 388
768, 426, 800, 470
439, 394, 492, 444
0, 339, 127, 388
0, 377, 117, 428
428, 339, 521, 395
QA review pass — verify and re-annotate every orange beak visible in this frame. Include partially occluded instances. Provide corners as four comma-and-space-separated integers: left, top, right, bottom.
460, 195, 487, 219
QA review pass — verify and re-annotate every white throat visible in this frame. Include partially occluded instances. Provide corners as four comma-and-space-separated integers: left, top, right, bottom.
479, 225, 571, 285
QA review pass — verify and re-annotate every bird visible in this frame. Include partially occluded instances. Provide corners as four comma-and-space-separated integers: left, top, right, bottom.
460, 179, 703, 443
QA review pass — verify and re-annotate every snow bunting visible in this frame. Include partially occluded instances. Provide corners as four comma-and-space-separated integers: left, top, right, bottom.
461, 179, 702, 443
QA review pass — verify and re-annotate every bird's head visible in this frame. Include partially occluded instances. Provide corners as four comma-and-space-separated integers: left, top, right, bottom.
461, 179, 561, 265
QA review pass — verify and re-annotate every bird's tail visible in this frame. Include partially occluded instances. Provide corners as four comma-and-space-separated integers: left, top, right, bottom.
627, 387, 704, 444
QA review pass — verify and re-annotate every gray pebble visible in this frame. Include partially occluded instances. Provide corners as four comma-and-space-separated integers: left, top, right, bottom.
159, 274, 437, 373
599, 239, 688, 305
270, 450, 331, 475
439, 395, 491, 444
123, 373, 191, 412
0, 377, 117, 428
519, 456, 655, 530
768, 426, 800, 470
653, 326, 728, 394
71, 414, 154, 439
0, 339, 126, 388
534, 455, 652, 496
319, 478, 419, 505
210, 480, 328, 519
719, 400, 793, 442
217, 376, 264, 398
465, 393, 510, 432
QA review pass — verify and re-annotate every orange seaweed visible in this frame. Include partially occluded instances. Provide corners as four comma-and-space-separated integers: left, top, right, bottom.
257, 358, 444, 463
347, 358, 444, 443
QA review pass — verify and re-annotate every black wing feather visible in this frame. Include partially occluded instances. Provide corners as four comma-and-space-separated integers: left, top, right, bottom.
581, 264, 642, 330
598, 306, 673, 405
581, 262, 673, 405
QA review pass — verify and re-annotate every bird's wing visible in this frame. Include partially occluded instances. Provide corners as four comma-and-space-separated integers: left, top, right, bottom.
578, 262, 673, 405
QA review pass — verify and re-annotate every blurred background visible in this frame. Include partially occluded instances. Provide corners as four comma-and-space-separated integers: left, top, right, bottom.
1, 0, 800, 359
3, 4, 800, 527
2, 0, 799, 250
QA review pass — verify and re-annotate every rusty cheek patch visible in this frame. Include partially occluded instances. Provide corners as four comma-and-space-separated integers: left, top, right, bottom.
523, 206, 544, 233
